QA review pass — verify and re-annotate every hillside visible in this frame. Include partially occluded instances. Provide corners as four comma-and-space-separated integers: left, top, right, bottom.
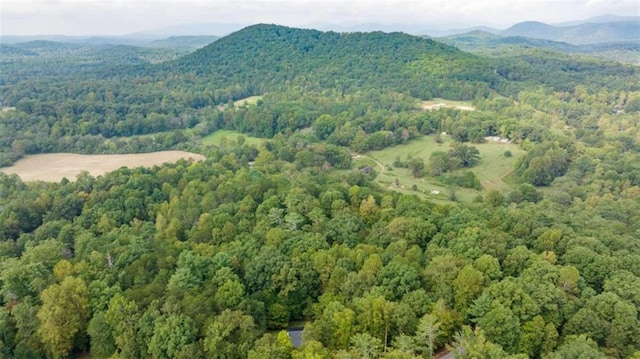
167, 24, 502, 100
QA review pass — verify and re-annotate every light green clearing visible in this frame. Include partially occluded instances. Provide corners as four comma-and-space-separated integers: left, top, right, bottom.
201, 130, 265, 147
360, 135, 524, 203
234, 96, 263, 107
420, 98, 475, 111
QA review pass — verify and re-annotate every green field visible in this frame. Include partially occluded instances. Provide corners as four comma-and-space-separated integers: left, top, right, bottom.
234, 96, 263, 107
420, 98, 476, 111
201, 130, 266, 147
360, 135, 524, 202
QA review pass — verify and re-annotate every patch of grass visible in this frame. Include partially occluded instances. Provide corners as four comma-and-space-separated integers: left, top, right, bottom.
234, 96, 262, 107
420, 98, 475, 111
201, 130, 266, 147
366, 135, 525, 202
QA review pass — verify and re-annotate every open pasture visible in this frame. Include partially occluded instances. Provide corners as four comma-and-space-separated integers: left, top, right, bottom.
361, 135, 524, 202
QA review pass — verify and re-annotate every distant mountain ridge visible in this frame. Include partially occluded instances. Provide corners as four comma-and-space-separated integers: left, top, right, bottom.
501, 20, 640, 44
146, 36, 219, 49
133, 23, 246, 37
440, 30, 582, 53
555, 14, 640, 27
3, 14, 637, 43
440, 29, 640, 65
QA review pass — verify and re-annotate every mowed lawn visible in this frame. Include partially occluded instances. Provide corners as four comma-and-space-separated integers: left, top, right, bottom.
362, 135, 524, 202
201, 130, 266, 147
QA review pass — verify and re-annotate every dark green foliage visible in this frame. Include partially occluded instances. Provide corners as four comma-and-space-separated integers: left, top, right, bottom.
516, 143, 570, 186
408, 158, 425, 178
448, 144, 480, 168
440, 171, 482, 189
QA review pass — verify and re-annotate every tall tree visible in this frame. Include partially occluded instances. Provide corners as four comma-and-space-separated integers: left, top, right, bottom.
414, 314, 441, 358
37, 276, 89, 359
204, 309, 258, 359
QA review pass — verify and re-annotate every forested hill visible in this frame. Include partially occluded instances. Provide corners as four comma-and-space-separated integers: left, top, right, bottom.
164, 24, 502, 100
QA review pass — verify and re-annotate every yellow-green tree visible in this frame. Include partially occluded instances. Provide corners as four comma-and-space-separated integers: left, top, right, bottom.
37, 276, 89, 358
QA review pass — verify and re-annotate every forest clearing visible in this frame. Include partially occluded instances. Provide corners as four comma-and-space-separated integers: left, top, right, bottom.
201, 129, 266, 146
363, 135, 524, 201
0, 151, 204, 182
421, 98, 476, 111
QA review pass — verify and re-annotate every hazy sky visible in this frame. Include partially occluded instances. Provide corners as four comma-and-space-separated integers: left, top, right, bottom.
2, 0, 639, 36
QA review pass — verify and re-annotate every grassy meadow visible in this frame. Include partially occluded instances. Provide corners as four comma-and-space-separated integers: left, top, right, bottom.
420, 98, 476, 111
201, 129, 266, 147
359, 135, 524, 202
234, 96, 263, 107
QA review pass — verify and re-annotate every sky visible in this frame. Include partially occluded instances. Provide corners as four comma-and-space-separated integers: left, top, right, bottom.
1, 0, 639, 36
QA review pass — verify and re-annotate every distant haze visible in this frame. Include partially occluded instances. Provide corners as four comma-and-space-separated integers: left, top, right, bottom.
2, 0, 639, 36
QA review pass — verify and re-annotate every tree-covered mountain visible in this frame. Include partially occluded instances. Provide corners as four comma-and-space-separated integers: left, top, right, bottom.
166, 24, 502, 100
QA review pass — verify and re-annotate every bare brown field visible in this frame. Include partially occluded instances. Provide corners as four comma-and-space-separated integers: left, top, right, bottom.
0, 151, 205, 182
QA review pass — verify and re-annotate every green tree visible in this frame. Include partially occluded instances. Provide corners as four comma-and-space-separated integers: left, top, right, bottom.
564, 292, 638, 355
414, 314, 441, 358
10, 300, 43, 358
249, 331, 293, 359
87, 312, 116, 359
476, 303, 520, 353
543, 335, 605, 359
452, 265, 485, 312
451, 326, 510, 359
292, 340, 332, 359
428, 151, 450, 176
350, 333, 382, 359
104, 294, 141, 358
0, 308, 16, 358
204, 309, 258, 359
448, 143, 480, 168
149, 314, 197, 359
409, 158, 425, 178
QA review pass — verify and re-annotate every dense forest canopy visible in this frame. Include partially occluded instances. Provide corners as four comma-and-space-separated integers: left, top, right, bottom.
0, 24, 639, 359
